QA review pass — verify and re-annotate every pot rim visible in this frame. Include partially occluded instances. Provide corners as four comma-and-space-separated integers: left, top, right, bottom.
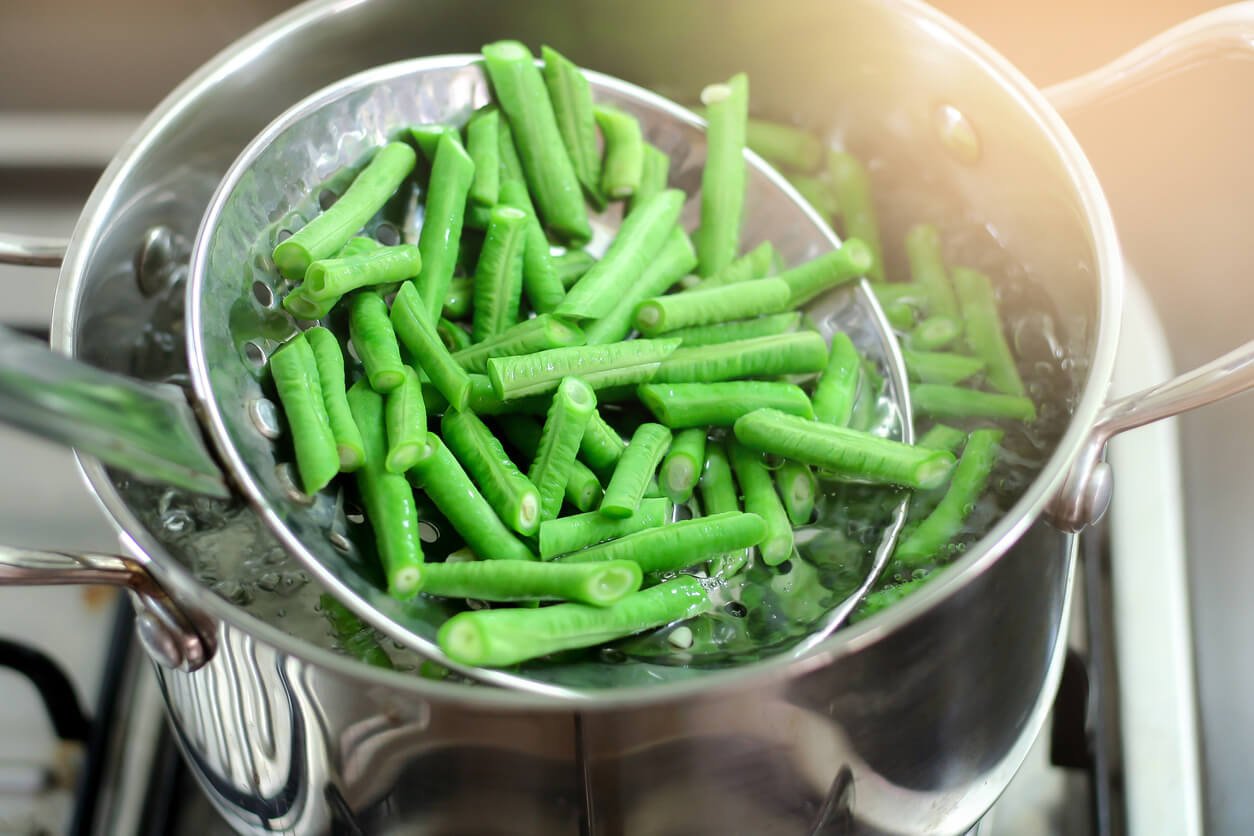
53, 0, 1120, 711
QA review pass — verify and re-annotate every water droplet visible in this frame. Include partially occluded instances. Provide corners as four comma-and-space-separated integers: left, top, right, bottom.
257, 572, 281, 592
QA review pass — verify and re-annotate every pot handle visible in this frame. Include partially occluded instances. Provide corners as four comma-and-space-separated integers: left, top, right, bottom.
1042, 3, 1254, 531
0, 235, 69, 268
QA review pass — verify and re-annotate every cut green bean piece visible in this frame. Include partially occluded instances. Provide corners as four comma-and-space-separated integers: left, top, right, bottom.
384, 366, 428, 474
437, 318, 473, 353
896, 429, 1003, 565
695, 73, 749, 277
745, 117, 824, 171
442, 276, 472, 321
283, 237, 381, 319
560, 511, 765, 574
465, 107, 501, 209
854, 576, 932, 621
487, 337, 680, 400
453, 314, 585, 374
728, 442, 793, 566
529, 377, 598, 521
540, 45, 604, 207
811, 332, 860, 427
408, 435, 534, 561
442, 408, 540, 536
557, 189, 686, 320
303, 244, 421, 301
653, 331, 829, 384
628, 143, 670, 214
304, 327, 365, 471
594, 104, 644, 199
910, 315, 962, 351
391, 282, 472, 410
416, 132, 475, 320
883, 301, 916, 332
437, 575, 708, 667
686, 240, 777, 292
871, 282, 929, 310
496, 117, 525, 184
700, 441, 749, 578
270, 334, 339, 494
500, 417, 603, 512
349, 292, 406, 393
274, 142, 416, 279
470, 206, 527, 342
775, 461, 817, 526
583, 227, 697, 345
579, 409, 627, 476
952, 267, 1026, 396
482, 40, 590, 244
600, 423, 672, 519
639, 381, 814, 428
410, 124, 455, 161
635, 277, 790, 336
419, 558, 641, 606
537, 497, 670, 559
320, 594, 393, 669
905, 224, 959, 319
734, 408, 956, 490
498, 178, 565, 315
916, 423, 967, 454
788, 174, 838, 218
827, 150, 884, 282
660, 427, 706, 504
902, 349, 986, 385
553, 249, 596, 289
346, 381, 424, 597
421, 374, 551, 418
666, 312, 801, 347
777, 241, 874, 307
911, 384, 1037, 422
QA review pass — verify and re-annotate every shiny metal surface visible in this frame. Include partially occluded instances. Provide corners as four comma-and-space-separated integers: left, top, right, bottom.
0, 235, 68, 268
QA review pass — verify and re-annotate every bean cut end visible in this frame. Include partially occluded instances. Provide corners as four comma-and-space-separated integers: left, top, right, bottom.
585, 562, 644, 606
438, 616, 487, 666
700, 83, 732, 107
369, 368, 406, 394
391, 566, 423, 599
386, 442, 427, 475
517, 492, 541, 535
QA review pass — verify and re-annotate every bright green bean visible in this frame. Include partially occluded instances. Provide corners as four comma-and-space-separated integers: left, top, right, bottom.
788, 174, 838, 218
776, 460, 817, 526
391, 282, 472, 410
283, 237, 381, 319
487, 337, 680, 400
452, 314, 585, 374
811, 331, 860, 426
529, 377, 598, 521
465, 107, 501, 209
560, 511, 765, 575
659, 427, 706, 504
727, 442, 793, 566
442, 408, 541, 536
497, 178, 565, 315
304, 326, 365, 471
686, 240, 776, 292
437, 318, 473, 353
303, 244, 421, 301
557, 189, 685, 320
745, 117, 824, 171
666, 312, 801, 348
635, 277, 790, 336
482, 40, 591, 244
410, 124, 454, 160
628, 143, 670, 214
470, 206, 527, 342
269, 334, 339, 494
384, 366, 427, 474
777, 241, 874, 307
952, 267, 1026, 396
319, 594, 393, 669
600, 423, 671, 518
896, 429, 1003, 565
905, 224, 959, 319
348, 292, 406, 393
500, 417, 603, 513
700, 441, 749, 578
653, 331, 829, 384
537, 497, 670, 559
695, 73, 749, 277
408, 435, 534, 561
594, 104, 644, 199
541, 45, 604, 207
579, 409, 626, 476
639, 381, 814, 428
582, 227, 697, 345
916, 423, 967, 454
553, 249, 596, 289
871, 282, 929, 310
733, 408, 956, 490
883, 301, 917, 332
273, 142, 416, 279
419, 558, 641, 606
442, 275, 472, 321
415, 132, 475, 320
911, 383, 1037, 422
910, 315, 962, 351
496, 117, 524, 184
902, 349, 986, 385
827, 150, 884, 282
437, 575, 708, 667
421, 374, 551, 418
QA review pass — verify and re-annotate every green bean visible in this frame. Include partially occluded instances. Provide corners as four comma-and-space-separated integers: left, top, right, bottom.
408, 435, 534, 561
700, 441, 748, 578
774, 461, 817, 527
391, 282, 473, 410
911, 383, 1037, 422
695, 73, 749, 277
537, 497, 671, 559
788, 174, 838, 218
541, 45, 604, 207
628, 143, 670, 214
896, 429, 1003, 565
304, 327, 365, 471
811, 331, 860, 427
653, 331, 829, 384
453, 314, 585, 374
465, 107, 501, 209
561, 510, 766, 577
871, 282, 929, 310
487, 337, 680, 400
496, 117, 524, 184
635, 277, 790, 336
727, 442, 793, 565
497, 178, 565, 315
827, 150, 884, 282
745, 117, 824, 172
579, 409, 627, 476
437, 318, 473, 353
303, 244, 421, 300
883, 301, 916, 332
470, 206, 527, 341
910, 315, 962, 351
665, 312, 801, 348
905, 224, 959, 319
319, 594, 393, 669
777, 241, 874, 307
419, 558, 641, 606
952, 267, 1026, 396
557, 189, 685, 320
902, 349, 986, 385
410, 124, 455, 161
437, 575, 708, 667
733, 408, 956, 490
346, 381, 424, 597
415, 132, 475, 320
916, 423, 967, 454
442, 276, 472, 320
582, 227, 697, 345
594, 104, 644, 199
854, 577, 931, 621
659, 427, 706, 504
442, 408, 541, 536
384, 366, 428, 473
482, 40, 591, 244
553, 249, 596, 289
283, 237, 380, 319
348, 292, 406, 393
600, 423, 672, 518
686, 240, 776, 292
422, 374, 551, 418
273, 142, 416, 279
639, 381, 814, 428
269, 334, 340, 494
499, 417, 603, 512
529, 377, 598, 521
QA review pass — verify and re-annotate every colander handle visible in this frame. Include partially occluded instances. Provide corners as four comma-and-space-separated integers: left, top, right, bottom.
0, 236, 68, 268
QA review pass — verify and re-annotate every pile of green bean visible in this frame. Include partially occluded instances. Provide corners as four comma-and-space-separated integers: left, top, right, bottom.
267, 43, 1036, 671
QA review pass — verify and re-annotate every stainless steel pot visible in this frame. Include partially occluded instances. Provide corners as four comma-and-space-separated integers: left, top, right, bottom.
3, 1, 1254, 833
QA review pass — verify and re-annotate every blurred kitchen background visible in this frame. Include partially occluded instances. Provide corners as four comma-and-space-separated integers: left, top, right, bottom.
1, 0, 1251, 833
